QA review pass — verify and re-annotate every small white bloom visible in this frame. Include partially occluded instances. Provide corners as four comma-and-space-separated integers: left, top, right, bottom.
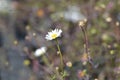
34, 47, 47, 57
45, 29, 62, 40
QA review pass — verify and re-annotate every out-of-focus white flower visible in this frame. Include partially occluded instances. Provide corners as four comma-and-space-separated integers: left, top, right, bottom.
64, 6, 85, 23
51, 6, 85, 23
0, 0, 12, 13
45, 29, 62, 40
34, 47, 47, 57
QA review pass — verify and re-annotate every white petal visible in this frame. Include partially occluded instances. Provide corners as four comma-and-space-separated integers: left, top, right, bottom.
45, 36, 52, 40
57, 29, 62, 36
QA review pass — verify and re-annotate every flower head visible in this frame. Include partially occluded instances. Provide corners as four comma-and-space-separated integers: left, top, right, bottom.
66, 61, 72, 67
34, 47, 47, 57
45, 29, 62, 40
77, 69, 87, 79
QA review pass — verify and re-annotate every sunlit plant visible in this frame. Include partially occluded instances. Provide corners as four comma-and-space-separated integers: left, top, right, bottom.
45, 28, 67, 80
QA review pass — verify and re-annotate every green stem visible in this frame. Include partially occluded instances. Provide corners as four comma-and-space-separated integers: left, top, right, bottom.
56, 39, 63, 72
42, 55, 50, 66
42, 55, 63, 80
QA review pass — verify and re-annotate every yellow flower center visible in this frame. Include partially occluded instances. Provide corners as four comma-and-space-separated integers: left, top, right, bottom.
51, 33, 57, 39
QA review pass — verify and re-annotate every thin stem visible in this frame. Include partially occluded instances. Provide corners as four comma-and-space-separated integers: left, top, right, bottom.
42, 55, 50, 67
42, 55, 64, 80
80, 26, 95, 67
56, 39, 64, 72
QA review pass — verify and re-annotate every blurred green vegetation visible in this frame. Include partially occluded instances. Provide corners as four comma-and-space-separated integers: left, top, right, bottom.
0, 0, 120, 80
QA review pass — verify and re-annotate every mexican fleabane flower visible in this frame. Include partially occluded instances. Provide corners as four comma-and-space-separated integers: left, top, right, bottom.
45, 29, 62, 40
34, 47, 47, 57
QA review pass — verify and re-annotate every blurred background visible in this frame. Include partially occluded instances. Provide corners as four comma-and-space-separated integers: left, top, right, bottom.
0, 0, 120, 80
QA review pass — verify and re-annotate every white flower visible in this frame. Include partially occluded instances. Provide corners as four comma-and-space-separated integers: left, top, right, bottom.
45, 29, 62, 40
34, 47, 47, 57
64, 6, 85, 23
0, 0, 13, 13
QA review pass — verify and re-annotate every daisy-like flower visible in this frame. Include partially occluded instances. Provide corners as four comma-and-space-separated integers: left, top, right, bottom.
34, 47, 47, 57
45, 29, 62, 40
